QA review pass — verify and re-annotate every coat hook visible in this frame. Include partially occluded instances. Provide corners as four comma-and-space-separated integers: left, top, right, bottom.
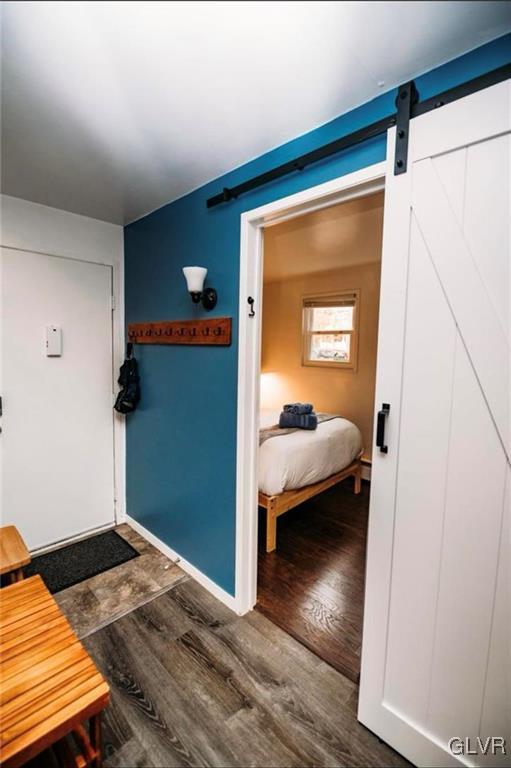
247, 297, 255, 317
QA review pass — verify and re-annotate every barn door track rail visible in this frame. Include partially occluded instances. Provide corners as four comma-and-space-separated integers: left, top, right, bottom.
206, 62, 511, 208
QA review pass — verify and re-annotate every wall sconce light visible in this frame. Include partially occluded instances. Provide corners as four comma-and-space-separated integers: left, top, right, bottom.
182, 266, 217, 311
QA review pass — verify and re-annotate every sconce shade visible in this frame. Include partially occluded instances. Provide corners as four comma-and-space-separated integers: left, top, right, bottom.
183, 266, 207, 294
182, 265, 217, 310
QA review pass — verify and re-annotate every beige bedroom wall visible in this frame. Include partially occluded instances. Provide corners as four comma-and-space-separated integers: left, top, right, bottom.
261, 261, 381, 459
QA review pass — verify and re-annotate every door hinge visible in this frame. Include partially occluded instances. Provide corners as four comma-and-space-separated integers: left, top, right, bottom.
394, 80, 419, 176
111, 294, 116, 311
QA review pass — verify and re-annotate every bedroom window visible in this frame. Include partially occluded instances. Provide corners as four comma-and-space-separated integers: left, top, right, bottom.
302, 291, 359, 369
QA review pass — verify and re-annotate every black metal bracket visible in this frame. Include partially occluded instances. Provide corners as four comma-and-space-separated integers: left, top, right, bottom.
202, 287, 218, 311
247, 296, 255, 317
190, 287, 218, 310
394, 81, 418, 175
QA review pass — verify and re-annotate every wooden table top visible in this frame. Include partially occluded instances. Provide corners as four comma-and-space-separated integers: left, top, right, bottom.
0, 575, 110, 768
0, 526, 31, 575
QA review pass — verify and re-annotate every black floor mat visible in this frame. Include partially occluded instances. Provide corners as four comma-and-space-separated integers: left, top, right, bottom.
25, 530, 139, 593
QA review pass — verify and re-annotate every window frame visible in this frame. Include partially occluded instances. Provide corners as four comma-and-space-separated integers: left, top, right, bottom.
301, 289, 360, 370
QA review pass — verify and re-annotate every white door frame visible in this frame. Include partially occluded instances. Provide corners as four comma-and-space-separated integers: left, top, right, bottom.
235, 161, 386, 614
1, 244, 126, 551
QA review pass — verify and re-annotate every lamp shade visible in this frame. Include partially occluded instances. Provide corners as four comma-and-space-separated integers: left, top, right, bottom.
183, 266, 207, 294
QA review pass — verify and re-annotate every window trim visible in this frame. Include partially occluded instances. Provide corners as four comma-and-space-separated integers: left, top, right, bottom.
301, 289, 360, 370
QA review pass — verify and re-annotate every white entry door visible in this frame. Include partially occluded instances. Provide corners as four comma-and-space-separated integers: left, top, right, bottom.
359, 81, 510, 767
1, 248, 116, 550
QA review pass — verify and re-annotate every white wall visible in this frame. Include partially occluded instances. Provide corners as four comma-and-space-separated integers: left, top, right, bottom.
0, 194, 126, 526
1, 194, 123, 265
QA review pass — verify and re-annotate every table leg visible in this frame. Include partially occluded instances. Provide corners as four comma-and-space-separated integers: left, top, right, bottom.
90, 714, 102, 767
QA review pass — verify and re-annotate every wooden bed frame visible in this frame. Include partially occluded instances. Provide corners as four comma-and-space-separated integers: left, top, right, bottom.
258, 453, 362, 552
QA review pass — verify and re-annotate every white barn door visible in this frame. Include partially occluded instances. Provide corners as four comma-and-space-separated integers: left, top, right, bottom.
359, 81, 510, 767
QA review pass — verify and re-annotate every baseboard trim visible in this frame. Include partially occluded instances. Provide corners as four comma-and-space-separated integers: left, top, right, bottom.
30, 522, 116, 556
361, 455, 372, 482
126, 515, 240, 614
361, 464, 372, 482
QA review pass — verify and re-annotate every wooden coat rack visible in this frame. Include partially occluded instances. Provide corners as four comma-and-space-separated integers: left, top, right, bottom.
127, 317, 231, 346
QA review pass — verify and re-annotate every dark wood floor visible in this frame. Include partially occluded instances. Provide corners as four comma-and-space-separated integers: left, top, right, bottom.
257, 478, 369, 684
84, 577, 410, 767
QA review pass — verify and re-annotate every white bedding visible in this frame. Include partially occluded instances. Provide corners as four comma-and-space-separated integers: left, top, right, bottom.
259, 409, 362, 496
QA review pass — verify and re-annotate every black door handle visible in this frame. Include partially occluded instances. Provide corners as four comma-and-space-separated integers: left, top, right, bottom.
376, 403, 390, 454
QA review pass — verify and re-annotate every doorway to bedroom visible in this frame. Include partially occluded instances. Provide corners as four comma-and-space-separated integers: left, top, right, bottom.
255, 184, 384, 683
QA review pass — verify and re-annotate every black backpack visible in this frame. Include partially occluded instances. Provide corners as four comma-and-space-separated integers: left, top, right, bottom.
114, 345, 140, 414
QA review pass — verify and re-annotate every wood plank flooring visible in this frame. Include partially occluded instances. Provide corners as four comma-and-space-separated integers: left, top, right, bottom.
84, 578, 410, 768
257, 478, 369, 683
55, 524, 188, 639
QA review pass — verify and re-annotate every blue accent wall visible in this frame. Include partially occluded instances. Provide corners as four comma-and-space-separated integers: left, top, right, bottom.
125, 34, 511, 596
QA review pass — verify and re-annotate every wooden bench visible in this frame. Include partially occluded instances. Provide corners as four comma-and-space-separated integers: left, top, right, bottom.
0, 575, 110, 767
0, 526, 31, 584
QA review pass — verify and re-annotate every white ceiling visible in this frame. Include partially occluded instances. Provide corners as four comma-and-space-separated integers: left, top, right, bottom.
2, 1, 510, 225
264, 192, 384, 282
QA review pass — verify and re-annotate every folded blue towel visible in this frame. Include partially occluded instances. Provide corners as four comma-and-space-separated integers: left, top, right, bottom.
279, 411, 318, 430
283, 402, 314, 415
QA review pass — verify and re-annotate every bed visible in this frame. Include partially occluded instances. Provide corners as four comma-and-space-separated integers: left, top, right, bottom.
259, 409, 363, 552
